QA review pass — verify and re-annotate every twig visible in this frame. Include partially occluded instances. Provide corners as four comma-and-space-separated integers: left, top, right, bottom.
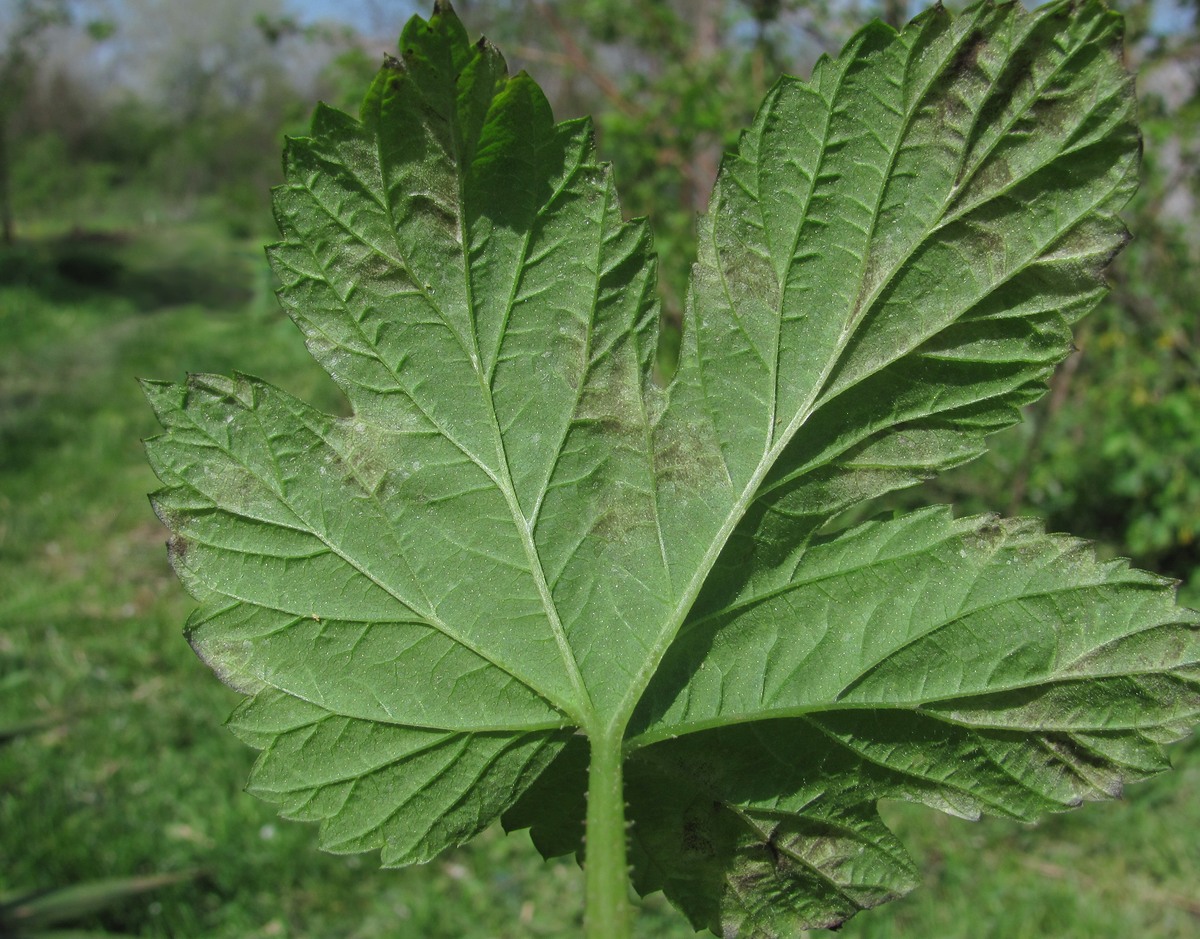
1007, 323, 1088, 516
528, 2, 642, 117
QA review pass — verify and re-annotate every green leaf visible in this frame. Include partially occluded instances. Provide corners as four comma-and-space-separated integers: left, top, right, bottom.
621, 510, 1198, 933
631, 508, 1199, 746
146, 0, 1200, 934
226, 689, 565, 865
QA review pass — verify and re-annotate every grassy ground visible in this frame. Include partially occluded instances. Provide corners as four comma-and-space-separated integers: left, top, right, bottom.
1, 224, 1197, 938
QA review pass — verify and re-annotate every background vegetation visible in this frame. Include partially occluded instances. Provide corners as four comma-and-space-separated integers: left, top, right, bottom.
2, 0, 1197, 936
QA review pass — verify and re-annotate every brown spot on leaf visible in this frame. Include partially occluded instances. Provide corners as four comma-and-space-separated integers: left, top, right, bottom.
681, 818, 715, 858
948, 29, 986, 81
654, 417, 729, 493
167, 534, 189, 566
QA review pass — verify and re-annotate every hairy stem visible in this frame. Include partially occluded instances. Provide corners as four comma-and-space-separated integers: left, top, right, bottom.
584, 730, 631, 939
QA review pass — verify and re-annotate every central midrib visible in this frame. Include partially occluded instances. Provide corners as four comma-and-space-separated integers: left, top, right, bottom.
450, 85, 596, 729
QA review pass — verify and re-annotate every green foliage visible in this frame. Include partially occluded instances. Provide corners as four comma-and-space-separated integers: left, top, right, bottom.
0, 0, 72, 243
1025, 312, 1200, 581
145, 2, 1199, 936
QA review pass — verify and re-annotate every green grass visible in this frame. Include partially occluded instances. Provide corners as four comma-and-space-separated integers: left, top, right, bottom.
1, 223, 1196, 938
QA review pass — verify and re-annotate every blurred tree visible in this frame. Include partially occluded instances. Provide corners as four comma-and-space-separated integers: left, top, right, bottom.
80, 0, 362, 233
0, 0, 69, 244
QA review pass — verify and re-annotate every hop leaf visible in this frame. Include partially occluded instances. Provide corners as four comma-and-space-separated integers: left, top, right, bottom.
146, 1, 1199, 933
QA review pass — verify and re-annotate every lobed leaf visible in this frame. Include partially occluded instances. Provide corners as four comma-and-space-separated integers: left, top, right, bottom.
146, 0, 1200, 935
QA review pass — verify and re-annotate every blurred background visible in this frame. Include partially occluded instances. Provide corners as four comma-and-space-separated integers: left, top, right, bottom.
1, 0, 1197, 936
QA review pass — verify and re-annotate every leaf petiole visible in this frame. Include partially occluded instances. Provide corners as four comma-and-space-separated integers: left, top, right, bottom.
584, 730, 631, 939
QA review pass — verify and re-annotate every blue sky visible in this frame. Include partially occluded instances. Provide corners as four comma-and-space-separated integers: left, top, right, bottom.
284, 0, 422, 33
284, 0, 1197, 36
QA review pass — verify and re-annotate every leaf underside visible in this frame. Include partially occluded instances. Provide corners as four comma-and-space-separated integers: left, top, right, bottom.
145, 0, 1200, 935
